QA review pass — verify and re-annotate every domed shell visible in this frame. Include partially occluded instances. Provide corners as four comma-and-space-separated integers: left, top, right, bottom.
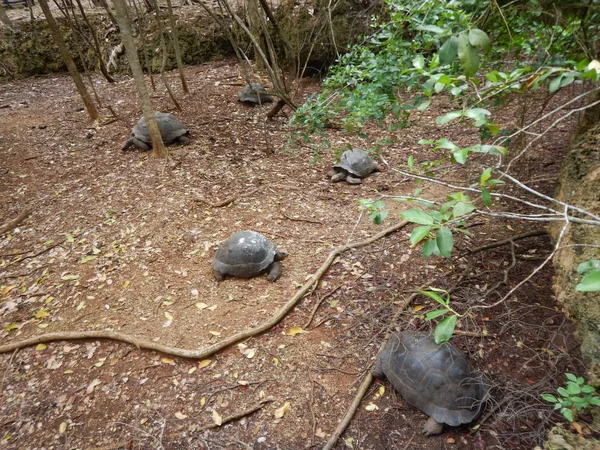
132, 112, 188, 144
376, 332, 487, 427
212, 231, 277, 278
334, 148, 378, 178
238, 83, 274, 104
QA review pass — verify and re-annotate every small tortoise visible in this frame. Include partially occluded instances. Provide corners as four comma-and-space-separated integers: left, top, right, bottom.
238, 83, 274, 105
330, 148, 380, 184
122, 112, 190, 150
212, 231, 288, 282
373, 331, 487, 436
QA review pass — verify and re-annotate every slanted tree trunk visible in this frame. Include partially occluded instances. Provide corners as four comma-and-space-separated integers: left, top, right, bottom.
38, 0, 99, 121
0, 3, 13, 29
113, 0, 167, 158
245, 0, 265, 69
165, 0, 188, 93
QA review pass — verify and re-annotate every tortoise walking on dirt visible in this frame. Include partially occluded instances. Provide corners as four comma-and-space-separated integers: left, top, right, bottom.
330, 148, 380, 184
373, 331, 488, 436
122, 112, 190, 150
238, 83, 274, 105
212, 231, 288, 282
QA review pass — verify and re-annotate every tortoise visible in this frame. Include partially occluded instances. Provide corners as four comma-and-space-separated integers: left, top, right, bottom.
122, 112, 190, 150
330, 148, 380, 184
373, 331, 488, 436
238, 83, 274, 105
212, 231, 288, 282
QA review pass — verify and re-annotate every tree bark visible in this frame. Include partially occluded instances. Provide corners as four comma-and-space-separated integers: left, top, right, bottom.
38, 0, 99, 121
113, 0, 167, 158
165, 0, 188, 93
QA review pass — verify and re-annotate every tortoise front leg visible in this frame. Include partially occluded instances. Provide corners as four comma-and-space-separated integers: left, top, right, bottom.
345, 174, 363, 184
266, 261, 282, 281
176, 135, 190, 145
133, 138, 151, 150
213, 269, 225, 282
421, 417, 444, 436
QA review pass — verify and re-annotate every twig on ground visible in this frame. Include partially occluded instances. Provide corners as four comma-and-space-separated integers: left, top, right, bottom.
304, 284, 342, 329
0, 209, 32, 235
322, 288, 422, 450
280, 210, 323, 225
1, 240, 65, 270
466, 229, 548, 254
0, 221, 408, 358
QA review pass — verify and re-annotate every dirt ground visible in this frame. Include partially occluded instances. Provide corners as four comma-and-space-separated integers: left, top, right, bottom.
0, 60, 593, 450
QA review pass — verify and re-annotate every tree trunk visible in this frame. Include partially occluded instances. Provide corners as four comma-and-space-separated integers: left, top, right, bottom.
38, 0, 99, 121
165, 0, 188, 93
113, 0, 167, 158
0, 3, 13, 30
245, 0, 265, 69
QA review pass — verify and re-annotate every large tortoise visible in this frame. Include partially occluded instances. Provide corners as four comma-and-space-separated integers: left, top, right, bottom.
122, 112, 190, 150
373, 331, 488, 435
238, 83, 274, 105
212, 231, 288, 282
330, 148, 380, 184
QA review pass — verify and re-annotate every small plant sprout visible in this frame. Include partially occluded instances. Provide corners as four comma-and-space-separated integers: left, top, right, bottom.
575, 260, 600, 292
418, 287, 459, 344
541, 373, 600, 422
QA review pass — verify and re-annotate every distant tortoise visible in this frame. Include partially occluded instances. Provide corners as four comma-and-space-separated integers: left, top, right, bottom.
330, 148, 380, 184
238, 83, 274, 105
122, 112, 190, 150
212, 231, 288, 281
373, 331, 488, 436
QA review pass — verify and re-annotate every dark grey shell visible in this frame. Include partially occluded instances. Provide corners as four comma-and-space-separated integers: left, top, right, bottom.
212, 231, 277, 278
375, 332, 487, 427
132, 112, 188, 144
238, 83, 274, 104
334, 148, 379, 178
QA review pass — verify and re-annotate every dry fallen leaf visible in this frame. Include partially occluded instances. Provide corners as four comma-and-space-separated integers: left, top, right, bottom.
209, 331, 221, 336
286, 327, 309, 336
161, 358, 175, 365
365, 403, 379, 411
212, 409, 223, 426
35, 343, 47, 351
198, 359, 211, 369
86, 379, 101, 394
195, 302, 208, 310
274, 401, 291, 419
59, 422, 67, 434
174, 412, 187, 420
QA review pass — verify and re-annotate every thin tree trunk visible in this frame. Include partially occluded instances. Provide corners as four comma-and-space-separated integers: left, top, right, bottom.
38, 0, 100, 121
165, 0, 188, 93
113, 0, 166, 158
245, 0, 265, 69
0, 3, 13, 29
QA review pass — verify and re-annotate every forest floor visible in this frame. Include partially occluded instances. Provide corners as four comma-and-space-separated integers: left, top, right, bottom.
0, 59, 594, 450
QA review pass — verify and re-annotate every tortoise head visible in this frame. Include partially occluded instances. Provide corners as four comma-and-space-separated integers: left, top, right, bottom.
274, 249, 289, 261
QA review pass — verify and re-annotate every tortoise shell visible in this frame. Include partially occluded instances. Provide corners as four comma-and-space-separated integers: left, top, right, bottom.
333, 148, 379, 178
374, 331, 487, 427
131, 112, 188, 145
212, 231, 278, 278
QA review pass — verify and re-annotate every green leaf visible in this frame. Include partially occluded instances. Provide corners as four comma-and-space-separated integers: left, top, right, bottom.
439, 36, 459, 65
417, 100, 431, 111
401, 209, 434, 225
453, 200, 476, 217
575, 271, 600, 291
416, 24, 446, 34
369, 210, 389, 225
480, 168, 492, 184
418, 289, 447, 306
434, 315, 457, 344
549, 75, 564, 94
436, 111, 462, 126
407, 155, 414, 169
561, 409, 574, 422
452, 148, 469, 164
457, 34, 480, 77
413, 55, 425, 69
436, 227, 454, 258
581, 385, 595, 394
590, 397, 600, 406
410, 225, 432, 245
481, 188, 492, 207
576, 260, 600, 275
468, 28, 490, 49
423, 239, 439, 257
425, 309, 448, 321
565, 373, 578, 382
541, 394, 558, 404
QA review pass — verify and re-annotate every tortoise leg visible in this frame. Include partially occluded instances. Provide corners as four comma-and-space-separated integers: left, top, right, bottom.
345, 175, 363, 184
122, 137, 135, 150
421, 417, 444, 436
133, 138, 151, 150
213, 269, 225, 282
266, 261, 282, 281
372, 354, 384, 378
176, 135, 190, 145
330, 171, 347, 182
